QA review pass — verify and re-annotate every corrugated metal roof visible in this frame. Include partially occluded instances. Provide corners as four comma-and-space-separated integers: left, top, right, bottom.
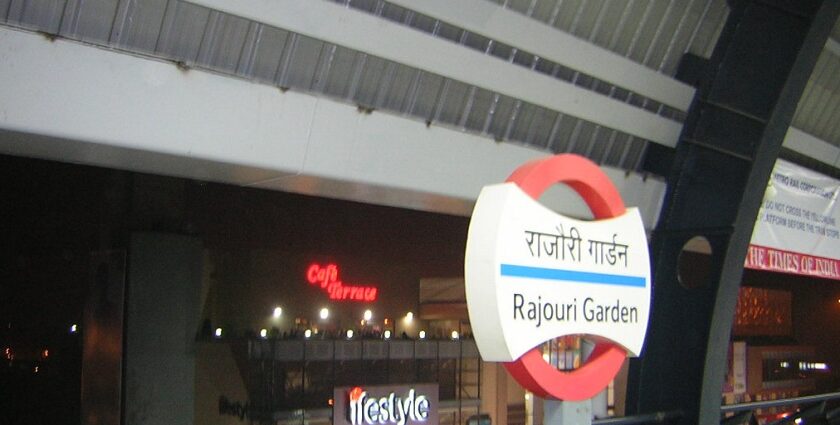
486, 0, 728, 77
2, 0, 838, 173
2, 0, 668, 171
335, 0, 690, 120
791, 17, 840, 150
467, 0, 840, 153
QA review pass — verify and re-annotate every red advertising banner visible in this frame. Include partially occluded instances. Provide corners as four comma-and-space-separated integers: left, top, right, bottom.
744, 244, 840, 280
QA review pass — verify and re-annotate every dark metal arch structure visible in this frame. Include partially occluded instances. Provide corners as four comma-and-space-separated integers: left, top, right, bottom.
628, 0, 840, 424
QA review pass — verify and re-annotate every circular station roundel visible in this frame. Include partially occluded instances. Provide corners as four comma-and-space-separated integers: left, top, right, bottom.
464, 154, 651, 401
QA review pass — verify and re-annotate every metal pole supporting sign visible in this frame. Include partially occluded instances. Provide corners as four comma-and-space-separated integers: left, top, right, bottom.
464, 154, 652, 424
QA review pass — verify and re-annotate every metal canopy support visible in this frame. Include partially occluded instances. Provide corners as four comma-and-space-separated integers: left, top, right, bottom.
627, 1, 840, 424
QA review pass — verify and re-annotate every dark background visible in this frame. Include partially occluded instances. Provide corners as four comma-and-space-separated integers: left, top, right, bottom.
0, 154, 469, 424
2, 154, 840, 423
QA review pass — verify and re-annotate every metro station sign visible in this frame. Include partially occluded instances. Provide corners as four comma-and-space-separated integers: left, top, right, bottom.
464, 154, 651, 401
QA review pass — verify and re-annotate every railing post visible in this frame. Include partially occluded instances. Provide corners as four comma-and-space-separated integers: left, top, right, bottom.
542, 339, 596, 425
544, 400, 592, 425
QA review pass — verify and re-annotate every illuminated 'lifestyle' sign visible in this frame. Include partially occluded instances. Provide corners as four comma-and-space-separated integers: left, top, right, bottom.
333, 384, 438, 425
464, 154, 651, 401
306, 263, 378, 302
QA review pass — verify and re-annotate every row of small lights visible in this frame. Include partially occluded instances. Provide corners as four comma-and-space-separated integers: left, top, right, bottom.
72, 299, 840, 338
779, 361, 829, 371
268, 328, 458, 341
65, 298, 840, 343
210, 308, 464, 340
69, 310, 460, 341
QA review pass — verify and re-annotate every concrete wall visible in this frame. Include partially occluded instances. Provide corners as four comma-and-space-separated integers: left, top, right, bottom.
194, 342, 249, 425
480, 362, 510, 425
125, 233, 203, 425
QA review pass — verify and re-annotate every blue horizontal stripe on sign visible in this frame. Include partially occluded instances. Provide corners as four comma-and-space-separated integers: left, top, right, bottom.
500, 264, 646, 288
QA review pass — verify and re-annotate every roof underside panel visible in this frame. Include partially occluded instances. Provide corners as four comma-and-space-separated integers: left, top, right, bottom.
7, 0, 839, 167
1, 0, 682, 172
4, 0, 840, 174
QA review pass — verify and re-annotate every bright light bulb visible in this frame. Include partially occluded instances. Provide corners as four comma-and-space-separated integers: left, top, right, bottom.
384, 330, 392, 339
346, 329, 354, 339
405, 312, 414, 323
214, 328, 223, 338
70, 324, 78, 334
273, 307, 282, 318
260, 328, 268, 338
320, 308, 329, 320
304, 329, 312, 338
419, 330, 426, 339
363, 309, 372, 321
451, 331, 459, 340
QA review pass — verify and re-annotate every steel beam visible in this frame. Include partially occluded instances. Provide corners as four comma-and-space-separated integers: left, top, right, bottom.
627, 1, 840, 424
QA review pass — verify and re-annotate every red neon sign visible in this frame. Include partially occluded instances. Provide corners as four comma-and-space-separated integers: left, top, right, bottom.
307, 263, 378, 302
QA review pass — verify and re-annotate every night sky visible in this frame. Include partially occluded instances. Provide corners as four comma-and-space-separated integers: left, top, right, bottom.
0, 153, 471, 423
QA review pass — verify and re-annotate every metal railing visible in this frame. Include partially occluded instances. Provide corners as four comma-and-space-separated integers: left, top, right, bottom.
720, 391, 840, 414
588, 391, 840, 425
593, 411, 683, 425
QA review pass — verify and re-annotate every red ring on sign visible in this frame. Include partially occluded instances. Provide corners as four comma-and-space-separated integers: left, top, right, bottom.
503, 154, 628, 401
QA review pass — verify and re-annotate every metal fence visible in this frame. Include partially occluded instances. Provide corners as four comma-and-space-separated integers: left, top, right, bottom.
592, 391, 840, 425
